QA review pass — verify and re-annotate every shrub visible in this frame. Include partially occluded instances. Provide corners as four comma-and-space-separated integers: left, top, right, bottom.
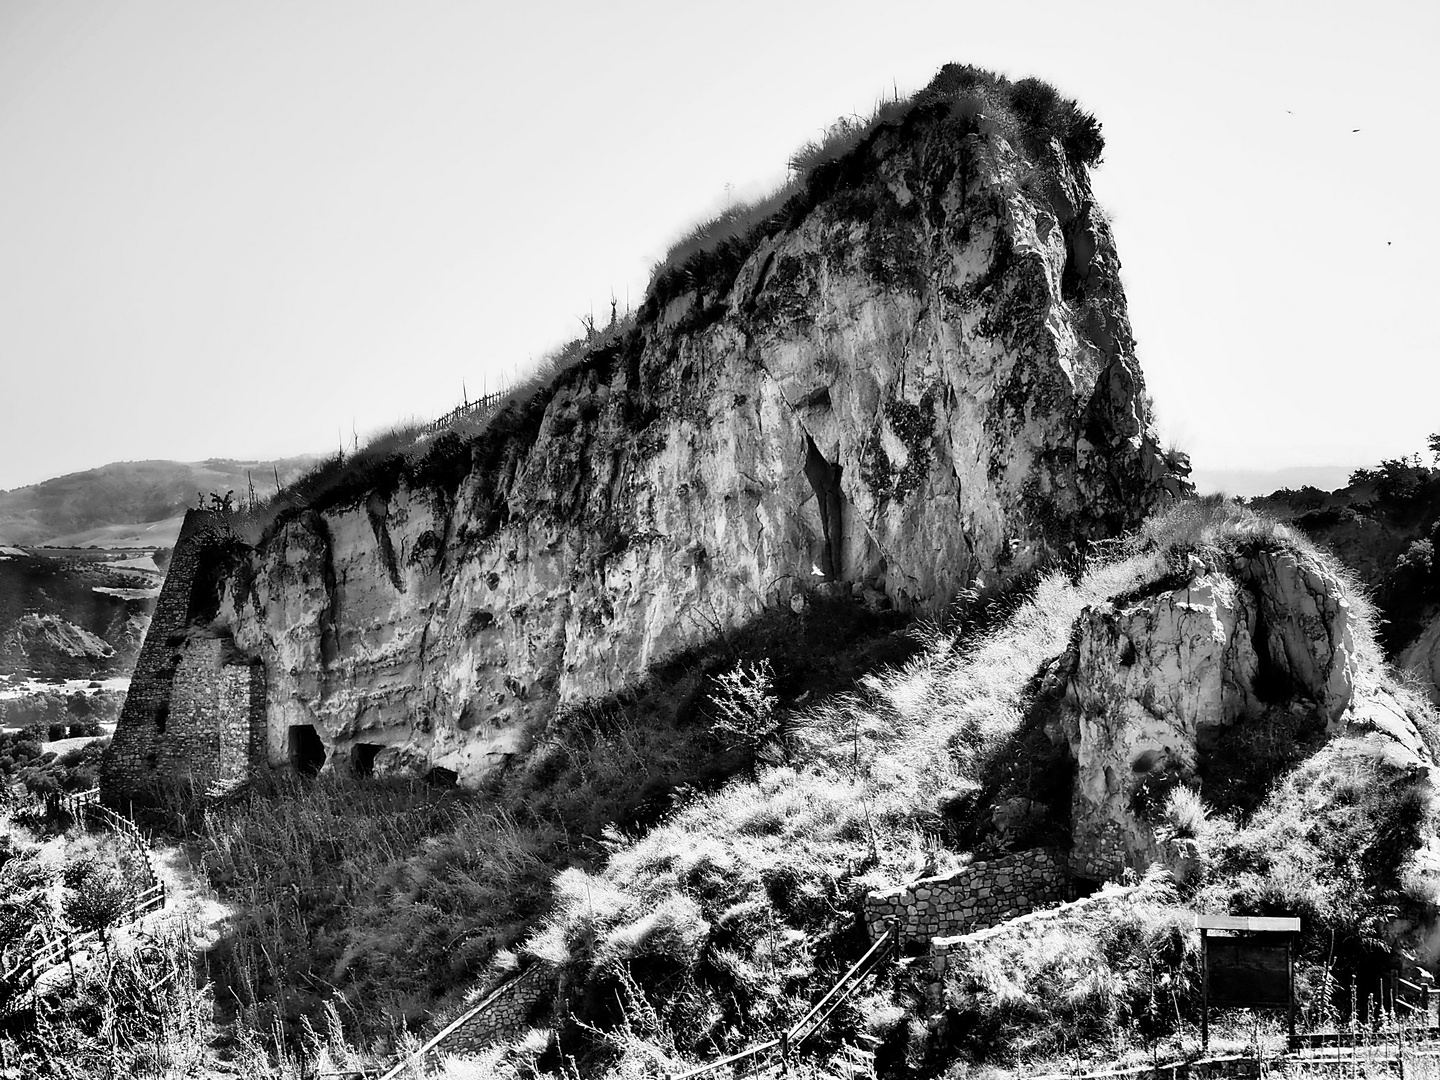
943, 875, 1197, 1063
705, 660, 781, 773
61, 851, 136, 948
1159, 786, 1210, 841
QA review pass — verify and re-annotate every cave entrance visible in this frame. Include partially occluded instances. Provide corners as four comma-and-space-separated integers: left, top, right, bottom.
803, 434, 843, 581
288, 724, 326, 777
426, 766, 459, 788
353, 743, 382, 777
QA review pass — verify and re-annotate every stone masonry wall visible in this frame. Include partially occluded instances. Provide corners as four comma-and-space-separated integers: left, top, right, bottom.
103, 510, 264, 803
156, 637, 265, 789
1069, 798, 1132, 882
441, 965, 554, 1054
928, 880, 1147, 984
865, 849, 1067, 947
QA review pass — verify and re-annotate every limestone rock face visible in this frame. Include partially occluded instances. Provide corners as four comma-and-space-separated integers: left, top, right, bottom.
197, 99, 1186, 787
1061, 544, 1411, 879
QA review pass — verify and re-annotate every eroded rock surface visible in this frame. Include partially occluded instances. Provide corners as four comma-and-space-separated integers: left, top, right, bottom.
1060, 543, 1426, 878
114, 86, 1188, 794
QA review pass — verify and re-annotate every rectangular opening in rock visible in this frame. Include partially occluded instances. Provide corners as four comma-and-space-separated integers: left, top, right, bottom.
353, 743, 382, 777
287, 723, 326, 776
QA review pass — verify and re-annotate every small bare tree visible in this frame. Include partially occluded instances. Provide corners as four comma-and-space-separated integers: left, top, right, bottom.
706, 660, 782, 775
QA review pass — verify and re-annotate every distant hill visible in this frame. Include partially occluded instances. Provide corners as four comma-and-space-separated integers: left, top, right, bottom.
1191, 465, 1356, 499
0, 457, 317, 546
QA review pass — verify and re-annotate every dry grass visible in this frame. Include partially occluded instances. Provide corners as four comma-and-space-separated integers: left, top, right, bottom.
492, 498, 1440, 1078
190, 772, 564, 1047
51, 497, 1436, 1078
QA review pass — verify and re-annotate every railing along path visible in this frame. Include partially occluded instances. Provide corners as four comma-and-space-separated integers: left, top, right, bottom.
369, 922, 897, 1080
0, 789, 167, 1004
668, 923, 899, 1080
421, 390, 506, 438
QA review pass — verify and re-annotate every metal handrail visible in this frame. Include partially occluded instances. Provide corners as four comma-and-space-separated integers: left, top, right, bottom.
666, 923, 898, 1080
374, 970, 529, 1080
788, 926, 896, 1046
669, 1038, 782, 1080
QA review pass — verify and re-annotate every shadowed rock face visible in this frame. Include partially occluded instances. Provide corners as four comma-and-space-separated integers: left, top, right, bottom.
1402, 616, 1440, 706
118, 95, 1188, 791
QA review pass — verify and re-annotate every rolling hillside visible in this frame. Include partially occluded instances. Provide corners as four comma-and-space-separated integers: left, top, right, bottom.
0, 457, 317, 546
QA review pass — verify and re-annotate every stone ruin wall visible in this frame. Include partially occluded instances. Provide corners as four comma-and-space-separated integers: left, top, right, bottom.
103, 509, 265, 804
441, 965, 554, 1054
864, 848, 1068, 947
1068, 800, 1132, 883
928, 879, 1148, 983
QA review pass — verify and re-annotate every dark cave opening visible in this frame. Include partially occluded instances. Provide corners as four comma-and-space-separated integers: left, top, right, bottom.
352, 743, 382, 777
288, 724, 327, 777
803, 433, 844, 580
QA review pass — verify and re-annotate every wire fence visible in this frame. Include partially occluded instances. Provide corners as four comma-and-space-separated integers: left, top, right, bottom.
422, 390, 507, 438
0, 789, 167, 1004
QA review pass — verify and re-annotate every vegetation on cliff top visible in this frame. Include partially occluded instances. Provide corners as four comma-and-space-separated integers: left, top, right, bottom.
1254, 430, 1440, 652
245, 63, 1105, 537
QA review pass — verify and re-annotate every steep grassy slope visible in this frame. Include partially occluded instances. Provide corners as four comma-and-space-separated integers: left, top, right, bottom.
478, 499, 1439, 1078
14, 499, 1438, 1079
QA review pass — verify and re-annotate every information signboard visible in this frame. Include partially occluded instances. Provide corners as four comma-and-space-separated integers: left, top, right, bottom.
1196, 914, 1300, 1047
1207, 936, 1291, 1008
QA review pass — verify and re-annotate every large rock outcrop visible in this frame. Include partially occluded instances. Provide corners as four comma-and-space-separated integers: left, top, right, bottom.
1058, 541, 1434, 878
108, 72, 1188, 796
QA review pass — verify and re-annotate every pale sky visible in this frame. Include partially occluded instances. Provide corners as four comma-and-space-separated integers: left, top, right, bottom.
0, 0, 1435, 492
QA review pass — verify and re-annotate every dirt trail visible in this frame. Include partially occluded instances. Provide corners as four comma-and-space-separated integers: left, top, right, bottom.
148, 840, 232, 949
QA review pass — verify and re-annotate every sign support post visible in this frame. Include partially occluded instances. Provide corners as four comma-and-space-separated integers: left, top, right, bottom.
1201, 927, 1209, 1050
1197, 915, 1301, 1052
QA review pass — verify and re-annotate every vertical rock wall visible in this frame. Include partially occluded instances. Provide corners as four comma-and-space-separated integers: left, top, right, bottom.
1056, 543, 1386, 877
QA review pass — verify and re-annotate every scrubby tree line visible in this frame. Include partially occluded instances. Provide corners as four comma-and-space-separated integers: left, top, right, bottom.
1344, 430, 1440, 647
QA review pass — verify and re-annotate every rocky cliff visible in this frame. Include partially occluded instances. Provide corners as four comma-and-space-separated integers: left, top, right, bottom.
1052, 524, 1438, 883
107, 68, 1188, 797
